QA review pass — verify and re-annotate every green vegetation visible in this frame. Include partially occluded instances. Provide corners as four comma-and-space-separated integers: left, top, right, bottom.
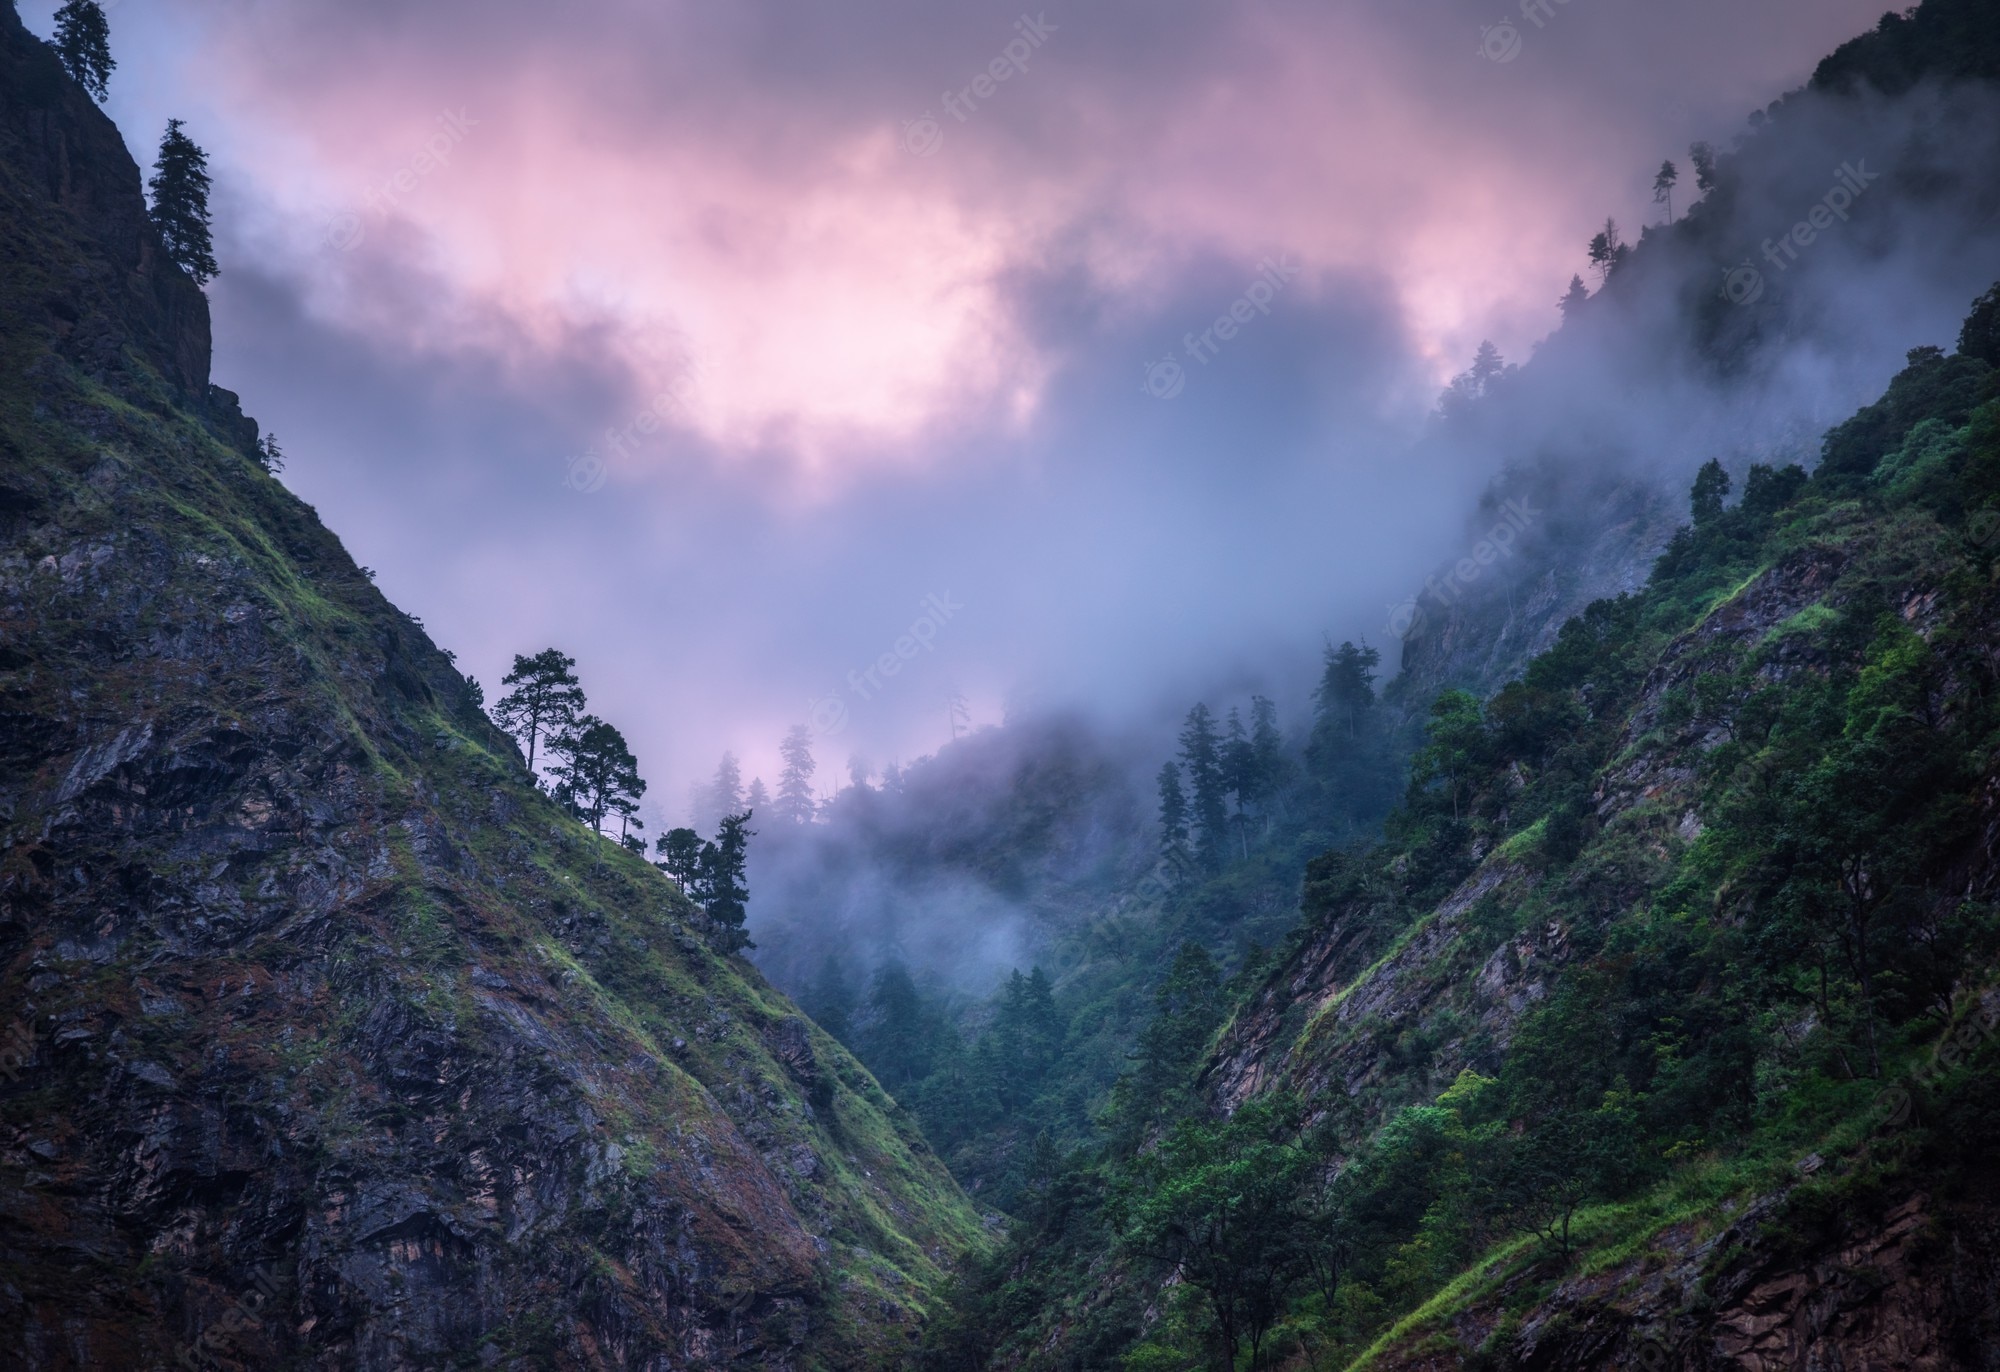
914, 292, 2000, 1368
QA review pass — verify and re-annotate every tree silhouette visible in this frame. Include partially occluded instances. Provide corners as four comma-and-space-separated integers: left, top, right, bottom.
550, 715, 645, 836
1178, 704, 1229, 872
656, 827, 705, 895
1689, 140, 1719, 194
1652, 160, 1680, 221
1157, 761, 1191, 871
1585, 218, 1624, 283
148, 119, 218, 285
1558, 274, 1590, 318
775, 725, 816, 823
52, 1, 114, 103
702, 811, 755, 952
492, 649, 585, 776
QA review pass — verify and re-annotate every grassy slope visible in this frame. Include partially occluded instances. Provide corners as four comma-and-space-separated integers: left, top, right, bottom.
0, 30, 983, 1367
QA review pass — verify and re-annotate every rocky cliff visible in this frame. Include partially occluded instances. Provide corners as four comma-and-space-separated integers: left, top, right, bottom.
0, 8, 983, 1368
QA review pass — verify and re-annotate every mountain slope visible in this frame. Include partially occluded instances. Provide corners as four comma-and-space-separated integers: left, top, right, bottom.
0, 8, 982, 1368
1397, 0, 2000, 705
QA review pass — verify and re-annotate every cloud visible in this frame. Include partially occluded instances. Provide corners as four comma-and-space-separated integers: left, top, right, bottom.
20, 0, 1932, 824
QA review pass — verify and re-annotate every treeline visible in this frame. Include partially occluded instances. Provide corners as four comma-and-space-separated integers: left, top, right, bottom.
1155, 638, 1401, 876
782, 638, 1414, 1207
485, 648, 753, 951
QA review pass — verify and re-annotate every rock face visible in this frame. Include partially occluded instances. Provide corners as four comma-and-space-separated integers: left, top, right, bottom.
0, 4, 209, 397
1200, 513, 2000, 1368
0, 15, 981, 1369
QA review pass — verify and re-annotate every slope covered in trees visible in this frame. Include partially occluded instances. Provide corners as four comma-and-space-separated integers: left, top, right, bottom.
925, 281, 2000, 1372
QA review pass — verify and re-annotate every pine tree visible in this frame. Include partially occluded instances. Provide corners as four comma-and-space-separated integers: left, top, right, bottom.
867, 962, 932, 1088
693, 751, 743, 832
1157, 761, 1191, 871
491, 649, 585, 776
1652, 160, 1680, 222
1558, 274, 1590, 319
655, 827, 705, 896
775, 725, 817, 823
701, 811, 755, 952
1690, 458, 1731, 526
1311, 641, 1380, 752
1689, 140, 1718, 194
1247, 694, 1288, 829
1223, 707, 1256, 860
1309, 641, 1387, 839
1585, 218, 1623, 284
808, 956, 857, 1040
1468, 340, 1504, 391
549, 715, 645, 836
1179, 704, 1229, 872
255, 434, 284, 474
52, 1, 114, 103
149, 119, 219, 285
745, 777, 771, 813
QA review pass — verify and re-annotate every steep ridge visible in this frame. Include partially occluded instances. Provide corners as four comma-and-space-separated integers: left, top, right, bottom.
923, 4, 2000, 1359
1395, 0, 2000, 705
1186, 330, 2000, 1366
0, 8, 982, 1368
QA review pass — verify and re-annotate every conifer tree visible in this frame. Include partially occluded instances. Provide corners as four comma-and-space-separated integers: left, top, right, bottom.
148, 119, 219, 285
1689, 140, 1718, 194
745, 777, 771, 813
52, 0, 114, 103
491, 648, 585, 776
1157, 761, 1191, 871
1178, 704, 1229, 872
655, 826, 705, 896
775, 725, 817, 823
809, 956, 857, 1040
701, 811, 755, 952
550, 715, 645, 836
867, 962, 932, 1088
693, 751, 743, 832
1652, 160, 1679, 221
1223, 707, 1257, 860
1558, 274, 1590, 319
1585, 218, 1623, 283
1690, 458, 1731, 526
1249, 695, 1287, 804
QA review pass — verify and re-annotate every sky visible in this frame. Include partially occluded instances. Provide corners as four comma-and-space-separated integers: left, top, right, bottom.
24, 0, 1899, 823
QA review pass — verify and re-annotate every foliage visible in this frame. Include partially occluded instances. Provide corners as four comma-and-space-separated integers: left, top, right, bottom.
52, 0, 113, 101
491, 648, 585, 775
147, 118, 218, 285
927, 284, 2000, 1370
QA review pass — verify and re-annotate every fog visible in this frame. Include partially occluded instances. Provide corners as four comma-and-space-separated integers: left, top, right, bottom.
24, 0, 2000, 1000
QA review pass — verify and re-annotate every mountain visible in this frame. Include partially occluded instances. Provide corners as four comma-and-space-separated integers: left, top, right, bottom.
0, 7, 983, 1367
1396, 0, 2000, 705
916, 3, 2000, 1366
936, 283, 2000, 1372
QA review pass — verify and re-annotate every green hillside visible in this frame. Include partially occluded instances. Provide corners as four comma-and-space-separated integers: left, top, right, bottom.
0, 6, 983, 1366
